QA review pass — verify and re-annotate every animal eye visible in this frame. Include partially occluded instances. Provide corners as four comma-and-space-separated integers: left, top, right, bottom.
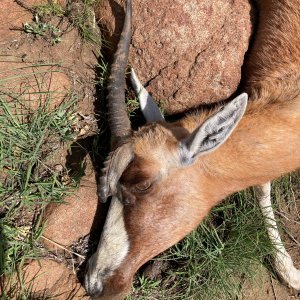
135, 180, 152, 192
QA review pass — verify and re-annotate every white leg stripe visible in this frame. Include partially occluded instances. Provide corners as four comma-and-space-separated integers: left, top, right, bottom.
256, 182, 300, 290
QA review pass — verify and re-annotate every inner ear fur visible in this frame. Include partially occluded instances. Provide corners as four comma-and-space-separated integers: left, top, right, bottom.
178, 93, 248, 165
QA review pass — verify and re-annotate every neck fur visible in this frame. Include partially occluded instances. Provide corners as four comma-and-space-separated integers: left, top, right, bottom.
193, 98, 300, 202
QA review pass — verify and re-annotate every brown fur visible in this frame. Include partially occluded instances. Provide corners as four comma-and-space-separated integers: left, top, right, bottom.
96, 1, 300, 299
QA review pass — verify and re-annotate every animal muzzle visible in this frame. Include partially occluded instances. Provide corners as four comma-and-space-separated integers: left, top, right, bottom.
84, 254, 104, 298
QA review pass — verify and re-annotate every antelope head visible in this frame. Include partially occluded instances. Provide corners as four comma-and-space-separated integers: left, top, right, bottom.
84, 0, 248, 299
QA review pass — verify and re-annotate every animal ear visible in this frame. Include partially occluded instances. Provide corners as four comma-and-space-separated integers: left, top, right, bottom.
179, 93, 248, 165
130, 68, 164, 123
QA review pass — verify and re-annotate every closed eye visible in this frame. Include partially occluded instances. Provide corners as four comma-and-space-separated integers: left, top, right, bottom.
135, 180, 152, 192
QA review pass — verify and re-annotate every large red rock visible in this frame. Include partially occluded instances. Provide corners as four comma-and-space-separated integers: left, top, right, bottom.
97, 0, 253, 114
43, 175, 99, 250
23, 259, 88, 299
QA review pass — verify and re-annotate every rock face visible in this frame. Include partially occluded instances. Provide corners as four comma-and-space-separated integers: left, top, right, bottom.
97, 0, 253, 114
43, 176, 99, 250
23, 259, 88, 299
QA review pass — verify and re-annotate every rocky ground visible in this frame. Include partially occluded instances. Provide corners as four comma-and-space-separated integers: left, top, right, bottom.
0, 0, 100, 298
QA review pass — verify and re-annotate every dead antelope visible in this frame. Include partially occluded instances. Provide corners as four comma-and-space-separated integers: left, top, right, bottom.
85, 0, 300, 299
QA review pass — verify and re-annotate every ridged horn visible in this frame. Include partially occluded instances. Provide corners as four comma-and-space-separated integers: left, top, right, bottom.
98, 143, 134, 201
106, 0, 132, 144
98, 0, 133, 202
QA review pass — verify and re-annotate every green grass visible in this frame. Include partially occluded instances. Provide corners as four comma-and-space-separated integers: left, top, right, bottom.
126, 97, 140, 117
0, 64, 79, 298
126, 174, 300, 300
35, 2, 65, 17
21, 0, 101, 45
67, 0, 100, 44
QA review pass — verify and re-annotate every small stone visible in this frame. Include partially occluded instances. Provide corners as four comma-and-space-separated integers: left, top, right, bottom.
54, 164, 64, 172
78, 127, 87, 136
143, 260, 170, 281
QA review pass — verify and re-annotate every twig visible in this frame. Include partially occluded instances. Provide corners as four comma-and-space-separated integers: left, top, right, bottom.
284, 230, 300, 247
41, 235, 85, 259
275, 211, 300, 225
71, 255, 76, 275
269, 274, 278, 300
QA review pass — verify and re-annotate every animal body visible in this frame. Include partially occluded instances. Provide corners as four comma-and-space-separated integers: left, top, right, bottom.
84, 0, 300, 299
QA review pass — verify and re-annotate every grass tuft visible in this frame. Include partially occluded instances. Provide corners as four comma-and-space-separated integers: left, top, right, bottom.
23, 14, 62, 45
35, 2, 65, 17
67, 0, 100, 44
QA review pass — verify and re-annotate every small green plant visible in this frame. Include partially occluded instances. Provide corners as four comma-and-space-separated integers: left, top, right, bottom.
127, 97, 140, 117
20, 0, 101, 45
23, 15, 61, 45
96, 59, 109, 97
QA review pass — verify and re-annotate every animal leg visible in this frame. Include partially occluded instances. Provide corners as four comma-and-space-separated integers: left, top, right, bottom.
255, 182, 300, 290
